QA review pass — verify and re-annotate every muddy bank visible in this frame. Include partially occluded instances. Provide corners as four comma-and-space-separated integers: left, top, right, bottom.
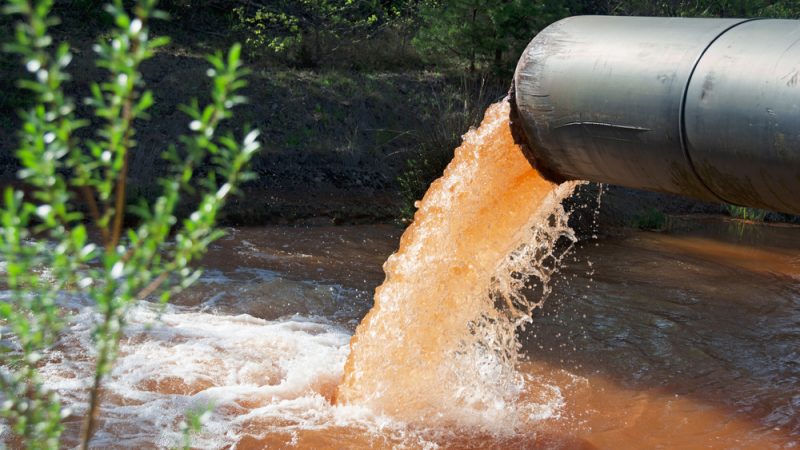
0, 42, 487, 223
0, 10, 505, 224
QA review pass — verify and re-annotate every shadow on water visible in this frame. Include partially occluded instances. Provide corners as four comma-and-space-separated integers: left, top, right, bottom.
522, 216, 800, 448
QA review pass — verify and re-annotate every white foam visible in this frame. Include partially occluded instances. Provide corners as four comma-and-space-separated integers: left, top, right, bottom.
30, 294, 566, 447
37, 301, 366, 447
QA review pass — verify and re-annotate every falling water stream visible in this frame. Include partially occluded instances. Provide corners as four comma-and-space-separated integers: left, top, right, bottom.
2, 100, 800, 448
336, 100, 580, 429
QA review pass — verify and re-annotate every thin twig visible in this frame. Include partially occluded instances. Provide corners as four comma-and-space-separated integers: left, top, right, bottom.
79, 312, 112, 450
81, 185, 109, 245
108, 100, 134, 251
137, 272, 168, 300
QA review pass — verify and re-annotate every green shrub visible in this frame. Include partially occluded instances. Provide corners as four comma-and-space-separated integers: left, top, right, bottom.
633, 207, 667, 231
726, 205, 768, 222
0, 0, 259, 448
231, 0, 421, 69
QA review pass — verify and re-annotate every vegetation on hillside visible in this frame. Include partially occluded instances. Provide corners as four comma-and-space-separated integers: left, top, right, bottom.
9, 1, 796, 73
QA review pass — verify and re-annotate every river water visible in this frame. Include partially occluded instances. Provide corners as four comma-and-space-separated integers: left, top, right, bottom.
24, 218, 799, 449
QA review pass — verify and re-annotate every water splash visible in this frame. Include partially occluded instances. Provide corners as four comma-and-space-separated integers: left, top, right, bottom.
337, 99, 580, 433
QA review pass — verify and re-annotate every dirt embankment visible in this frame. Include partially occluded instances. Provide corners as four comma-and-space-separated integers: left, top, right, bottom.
1, 35, 483, 223
1, 6, 509, 225
123, 63, 472, 224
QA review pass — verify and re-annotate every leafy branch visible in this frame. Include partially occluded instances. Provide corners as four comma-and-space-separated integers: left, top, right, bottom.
0, 1, 260, 448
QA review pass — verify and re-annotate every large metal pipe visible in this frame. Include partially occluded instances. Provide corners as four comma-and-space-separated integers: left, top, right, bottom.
512, 16, 800, 214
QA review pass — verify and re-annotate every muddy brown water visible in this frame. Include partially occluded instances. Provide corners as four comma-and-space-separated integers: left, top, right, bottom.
521, 216, 800, 449
7, 217, 799, 448
31, 217, 799, 449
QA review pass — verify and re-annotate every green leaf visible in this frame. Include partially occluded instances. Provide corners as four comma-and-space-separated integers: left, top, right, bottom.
227, 43, 242, 68
134, 90, 153, 115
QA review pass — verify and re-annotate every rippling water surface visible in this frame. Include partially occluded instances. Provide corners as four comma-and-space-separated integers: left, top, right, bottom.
4, 216, 795, 449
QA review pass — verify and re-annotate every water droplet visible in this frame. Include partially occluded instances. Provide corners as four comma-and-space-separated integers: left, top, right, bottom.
111, 261, 124, 279
26, 59, 41, 73
130, 18, 142, 34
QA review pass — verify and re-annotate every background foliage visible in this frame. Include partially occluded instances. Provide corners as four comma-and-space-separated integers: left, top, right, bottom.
18, 0, 796, 73
221, 0, 800, 72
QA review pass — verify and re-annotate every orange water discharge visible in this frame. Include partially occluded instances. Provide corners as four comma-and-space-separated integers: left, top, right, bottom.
337, 100, 580, 431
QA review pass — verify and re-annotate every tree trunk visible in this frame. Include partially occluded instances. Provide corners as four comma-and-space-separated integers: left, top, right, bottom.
470, 6, 478, 73
314, 27, 322, 66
